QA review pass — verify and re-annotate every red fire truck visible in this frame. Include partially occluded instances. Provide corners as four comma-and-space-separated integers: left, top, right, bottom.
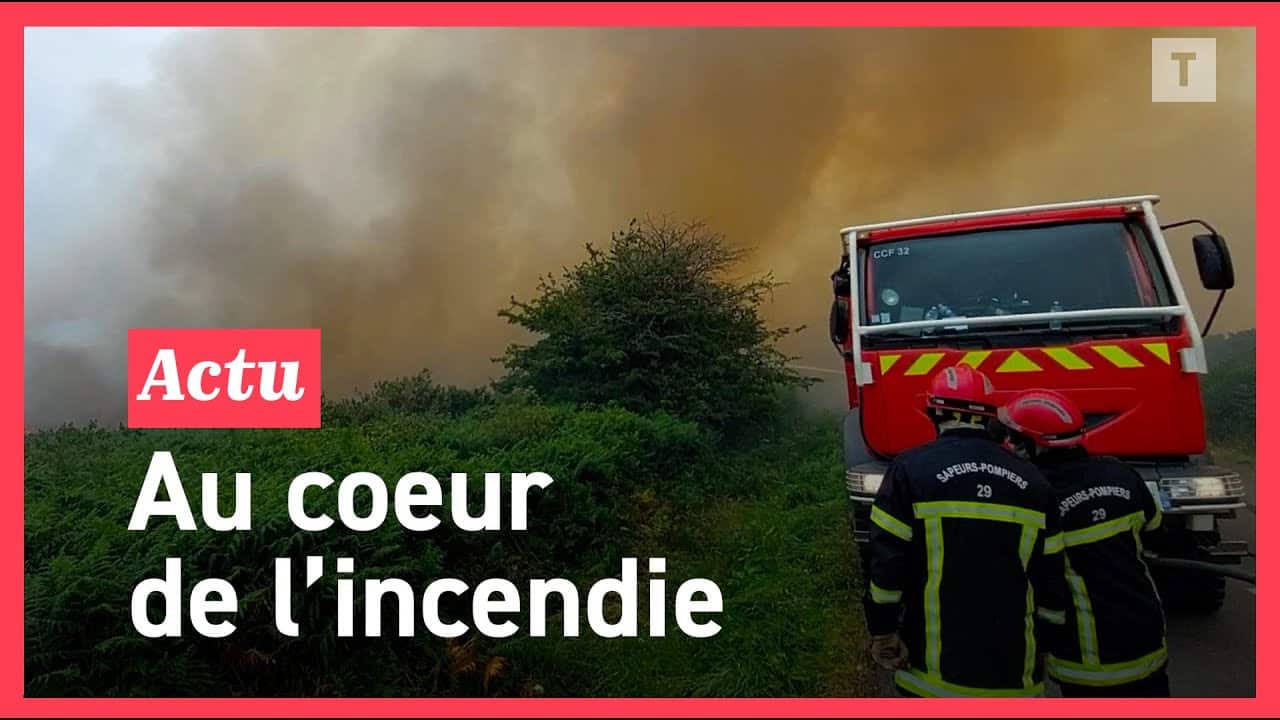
830, 195, 1247, 612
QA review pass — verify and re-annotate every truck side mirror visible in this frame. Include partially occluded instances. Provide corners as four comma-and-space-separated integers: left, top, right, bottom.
1192, 233, 1235, 290
830, 298, 850, 346
830, 261, 852, 348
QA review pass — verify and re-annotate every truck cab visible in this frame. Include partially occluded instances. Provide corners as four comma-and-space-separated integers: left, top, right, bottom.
830, 195, 1247, 612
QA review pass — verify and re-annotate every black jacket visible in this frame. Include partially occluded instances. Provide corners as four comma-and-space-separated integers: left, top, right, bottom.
1036, 449, 1167, 687
863, 428, 1068, 697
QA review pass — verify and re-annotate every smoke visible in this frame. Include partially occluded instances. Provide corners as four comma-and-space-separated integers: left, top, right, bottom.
24, 28, 1256, 426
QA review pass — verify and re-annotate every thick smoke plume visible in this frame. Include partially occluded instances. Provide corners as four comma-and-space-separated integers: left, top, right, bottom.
25, 28, 1255, 425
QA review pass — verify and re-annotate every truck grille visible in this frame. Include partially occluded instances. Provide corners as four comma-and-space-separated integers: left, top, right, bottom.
1157, 471, 1247, 503
845, 468, 861, 494
1225, 473, 1246, 498
845, 468, 883, 498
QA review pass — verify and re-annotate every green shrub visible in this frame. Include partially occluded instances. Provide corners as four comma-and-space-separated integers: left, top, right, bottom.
322, 370, 491, 426
498, 218, 811, 432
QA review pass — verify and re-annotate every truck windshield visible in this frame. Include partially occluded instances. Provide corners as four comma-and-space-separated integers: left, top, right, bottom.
861, 220, 1174, 344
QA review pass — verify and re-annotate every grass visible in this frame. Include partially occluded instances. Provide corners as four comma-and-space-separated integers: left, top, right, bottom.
499, 414, 874, 697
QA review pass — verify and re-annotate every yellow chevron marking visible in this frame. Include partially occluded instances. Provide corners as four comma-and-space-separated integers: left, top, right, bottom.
1143, 342, 1171, 365
904, 352, 946, 376
1043, 347, 1093, 371
880, 354, 902, 374
996, 351, 1042, 373
1094, 344, 1143, 369
959, 351, 992, 369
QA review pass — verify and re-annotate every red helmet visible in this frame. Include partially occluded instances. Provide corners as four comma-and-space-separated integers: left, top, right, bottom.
926, 364, 997, 419
998, 389, 1085, 448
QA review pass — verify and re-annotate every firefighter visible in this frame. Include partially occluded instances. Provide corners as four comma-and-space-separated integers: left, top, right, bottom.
863, 364, 1068, 698
998, 389, 1170, 698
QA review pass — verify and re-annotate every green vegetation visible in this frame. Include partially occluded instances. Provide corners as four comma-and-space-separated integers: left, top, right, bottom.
25, 381, 865, 697
25, 220, 865, 697
500, 408, 872, 697
499, 219, 811, 432
1202, 329, 1255, 451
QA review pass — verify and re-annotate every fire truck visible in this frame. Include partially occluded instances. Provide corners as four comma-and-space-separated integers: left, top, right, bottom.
829, 195, 1247, 613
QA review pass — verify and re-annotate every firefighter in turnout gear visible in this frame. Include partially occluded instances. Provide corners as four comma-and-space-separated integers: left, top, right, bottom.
863, 365, 1069, 697
1000, 389, 1170, 697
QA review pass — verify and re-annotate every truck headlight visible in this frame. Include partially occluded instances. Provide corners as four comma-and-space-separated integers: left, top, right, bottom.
846, 469, 884, 497
1159, 474, 1242, 500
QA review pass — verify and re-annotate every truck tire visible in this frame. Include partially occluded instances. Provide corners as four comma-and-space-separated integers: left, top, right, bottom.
1153, 567, 1227, 615
1147, 525, 1230, 615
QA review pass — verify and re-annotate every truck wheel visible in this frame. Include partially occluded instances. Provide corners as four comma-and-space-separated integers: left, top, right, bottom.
1153, 567, 1227, 615
1144, 525, 1232, 615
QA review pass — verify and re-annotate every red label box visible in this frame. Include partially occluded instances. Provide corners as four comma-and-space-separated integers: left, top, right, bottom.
127, 328, 321, 428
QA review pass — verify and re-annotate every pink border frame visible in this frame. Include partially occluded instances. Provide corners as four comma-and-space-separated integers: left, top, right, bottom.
10, 2, 1271, 716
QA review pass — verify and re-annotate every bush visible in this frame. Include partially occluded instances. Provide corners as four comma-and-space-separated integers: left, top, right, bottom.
322, 370, 491, 426
498, 218, 811, 432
